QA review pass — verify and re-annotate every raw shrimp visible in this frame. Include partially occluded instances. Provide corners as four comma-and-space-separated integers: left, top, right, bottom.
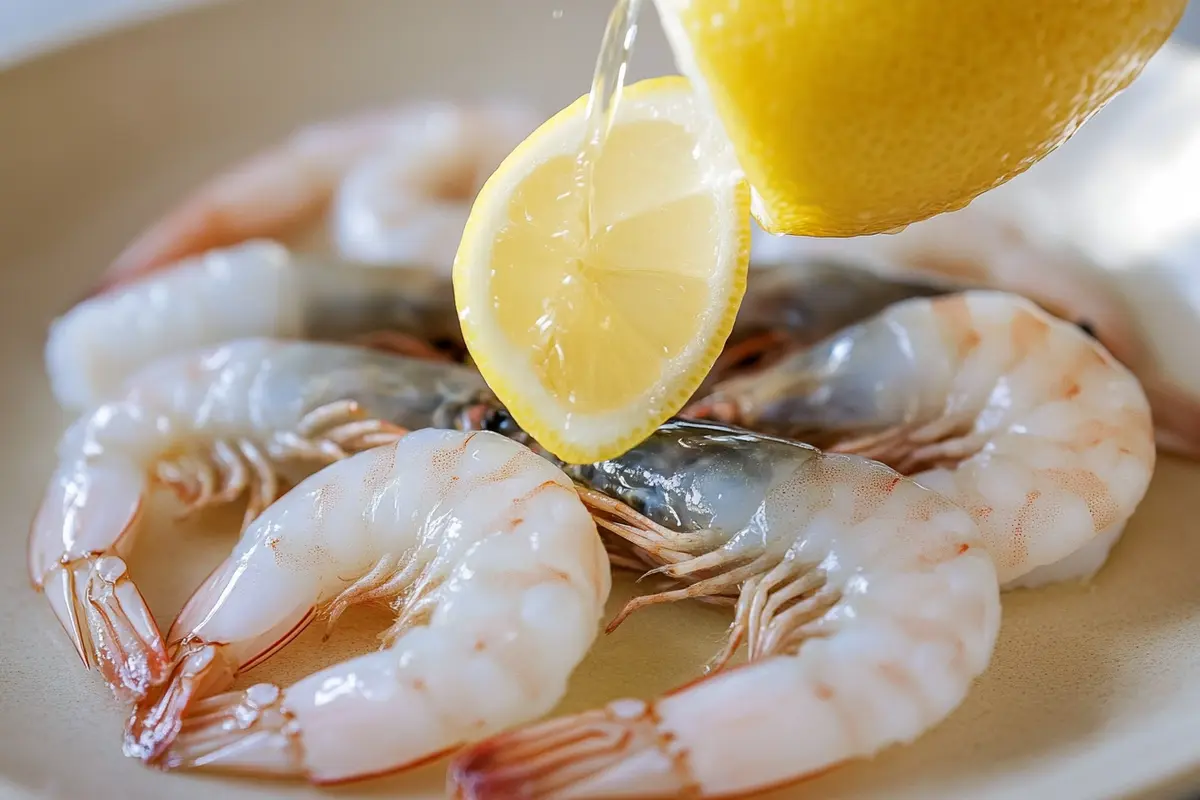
447, 420, 1000, 798
331, 104, 535, 267
29, 339, 488, 700
751, 209, 1159, 414
708, 258, 951, 387
124, 429, 610, 785
106, 103, 538, 285
46, 240, 462, 410
688, 291, 1156, 584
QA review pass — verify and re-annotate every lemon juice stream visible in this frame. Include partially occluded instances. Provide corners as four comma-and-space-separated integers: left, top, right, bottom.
575, 0, 644, 240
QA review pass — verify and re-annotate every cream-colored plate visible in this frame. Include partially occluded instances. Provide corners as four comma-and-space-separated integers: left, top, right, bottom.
2, 2, 1200, 798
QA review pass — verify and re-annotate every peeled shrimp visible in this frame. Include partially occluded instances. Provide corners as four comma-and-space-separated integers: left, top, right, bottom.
106, 103, 538, 285
448, 420, 1000, 798
29, 339, 487, 700
748, 45, 1200, 457
688, 291, 1156, 585
46, 240, 462, 410
124, 428, 609, 785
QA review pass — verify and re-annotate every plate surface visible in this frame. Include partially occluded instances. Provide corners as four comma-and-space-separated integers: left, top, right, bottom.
2, 2, 1200, 798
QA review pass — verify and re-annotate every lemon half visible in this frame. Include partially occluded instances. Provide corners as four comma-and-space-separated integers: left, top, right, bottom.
654, 0, 1186, 237
454, 76, 750, 464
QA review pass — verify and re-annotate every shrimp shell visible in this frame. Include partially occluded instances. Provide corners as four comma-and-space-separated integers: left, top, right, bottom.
125, 429, 609, 784
106, 103, 538, 285
448, 421, 1000, 798
46, 240, 461, 410
706, 258, 952, 389
29, 339, 487, 700
689, 291, 1156, 584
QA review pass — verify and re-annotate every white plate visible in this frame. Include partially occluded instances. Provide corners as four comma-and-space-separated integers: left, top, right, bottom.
2, 2, 1200, 798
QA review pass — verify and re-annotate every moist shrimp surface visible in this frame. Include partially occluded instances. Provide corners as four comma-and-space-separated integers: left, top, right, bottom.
708, 258, 952, 387
689, 291, 1156, 584
449, 420, 1000, 798
106, 103, 538, 286
125, 429, 610, 785
29, 339, 488, 700
46, 240, 462, 410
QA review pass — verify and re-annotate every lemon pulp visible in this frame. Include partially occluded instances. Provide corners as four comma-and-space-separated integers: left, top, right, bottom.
455, 77, 749, 463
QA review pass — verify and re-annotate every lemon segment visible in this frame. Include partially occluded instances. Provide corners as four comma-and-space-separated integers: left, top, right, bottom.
455, 76, 750, 463
653, 0, 1186, 237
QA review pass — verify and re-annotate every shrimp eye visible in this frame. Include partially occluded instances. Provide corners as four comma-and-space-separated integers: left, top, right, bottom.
1076, 320, 1098, 339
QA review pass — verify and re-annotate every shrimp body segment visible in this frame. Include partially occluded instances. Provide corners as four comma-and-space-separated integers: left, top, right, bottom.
46, 240, 461, 410
125, 429, 610, 784
690, 291, 1155, 584
331, 103, 538, 267
707, 258, 952, 390
30, 340, 487, 700
107, 103, 538, 284
450, 421, 1000, 798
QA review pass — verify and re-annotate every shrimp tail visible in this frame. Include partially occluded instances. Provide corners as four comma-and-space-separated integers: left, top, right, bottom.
86, 556, 170, 699
40, 556, 169, 701
149, 683, 305, 776
125, 642, 239, 763
448, 698, 693, 800
29, 454, 170, 701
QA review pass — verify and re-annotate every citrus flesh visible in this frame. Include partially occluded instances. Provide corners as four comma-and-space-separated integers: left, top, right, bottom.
454, 76, 750, 463
653, 0, 1187, 237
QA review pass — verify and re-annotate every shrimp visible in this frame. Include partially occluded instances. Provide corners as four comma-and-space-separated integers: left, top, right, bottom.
330, 104, 536, 267
123, 428, 610, 785
747, 46, 1200, 457
707, 258, 952, 387
29, 339, 488, 700
106, 103, 538, 286
687, 291, 1156, 585
446, 420, 1000, 798
46, 239, 463, 410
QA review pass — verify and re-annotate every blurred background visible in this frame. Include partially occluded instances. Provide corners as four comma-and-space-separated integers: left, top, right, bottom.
1, 0, 1199, 63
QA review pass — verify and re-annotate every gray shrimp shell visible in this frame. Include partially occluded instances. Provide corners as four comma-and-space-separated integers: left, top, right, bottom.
296, 259, 463, 352
561, 420, 821, 535
251, 341, 490, 432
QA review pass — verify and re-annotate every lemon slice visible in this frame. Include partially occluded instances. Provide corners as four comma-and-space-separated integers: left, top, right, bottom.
653, 0, 1185, 237
454, 76, 750, 464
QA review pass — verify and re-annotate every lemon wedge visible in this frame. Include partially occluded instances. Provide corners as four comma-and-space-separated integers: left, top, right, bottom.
653, 0, 1186, 237
454, 76, 750, 464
